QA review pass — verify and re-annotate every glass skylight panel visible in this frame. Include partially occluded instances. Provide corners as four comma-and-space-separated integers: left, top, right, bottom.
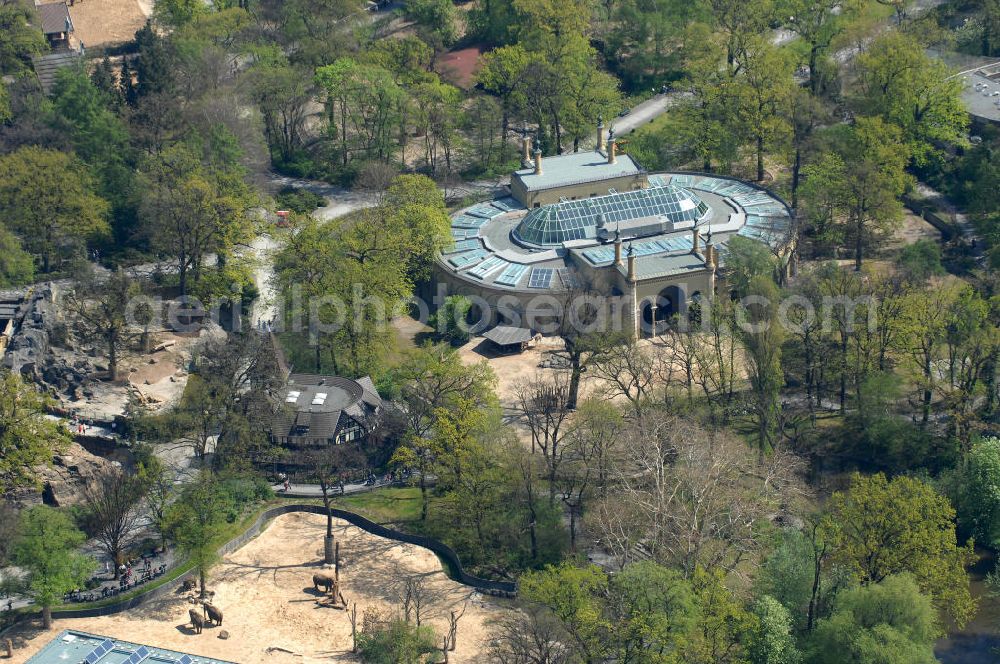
467, 205, 503, 219
451, 214, 489, 229
451, 228, 478, 240
447, 249, 487, 268
528, 268, 554, 288
670, 174, 693, 186
491, 196, 524, 211
515, 185, 711, 247
733, 192, 775, 207
443, 239, 481, 254
743, 204, 789, 217
468, 256, 507, 279
583, 246, 616, 264
495, 263, 528, 287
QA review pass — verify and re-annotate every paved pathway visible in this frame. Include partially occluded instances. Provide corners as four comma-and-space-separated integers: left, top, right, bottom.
610, 93, 680, 136
270, 477, 401, 498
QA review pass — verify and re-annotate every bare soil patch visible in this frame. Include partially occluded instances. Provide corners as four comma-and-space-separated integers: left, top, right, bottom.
66, 0, 148, 48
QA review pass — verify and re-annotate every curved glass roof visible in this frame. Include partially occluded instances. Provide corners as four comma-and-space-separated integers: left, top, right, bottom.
513, 185, 710, 247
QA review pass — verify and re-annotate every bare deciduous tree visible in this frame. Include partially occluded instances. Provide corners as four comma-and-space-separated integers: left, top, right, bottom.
591, 414, 806, 577
513, 373, 573, 505
485, 606, 575, 664
83, 467, 148, 576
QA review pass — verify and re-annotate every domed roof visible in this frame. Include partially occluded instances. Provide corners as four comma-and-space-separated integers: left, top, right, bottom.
513, 184, 710, 247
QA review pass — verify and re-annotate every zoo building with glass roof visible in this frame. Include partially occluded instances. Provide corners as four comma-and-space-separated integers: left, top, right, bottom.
431, 123, 794, 336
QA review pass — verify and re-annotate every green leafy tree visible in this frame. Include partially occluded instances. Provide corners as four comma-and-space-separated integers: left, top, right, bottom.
822, 473, 977, 627
167, 471, 231, 598
139, 143, 255, 296
799, 120, 910, 269
405, 0, 458, 51
0, 146, 110, 273
807, 575, 938, 664
357, 618, 439, 663
13, 506, 93, 628
748, 596, 801, 664
477, 45, 531, 161
50, 68, 137, 245
0, 226, 33, 286
898, 239, 945, 283
949, 436, 1000, 546
733, 39, 794, 182
0, 371, 72, 498
0, 4, 44, 76
853, 33, 968, 166
520, 563, 611, 662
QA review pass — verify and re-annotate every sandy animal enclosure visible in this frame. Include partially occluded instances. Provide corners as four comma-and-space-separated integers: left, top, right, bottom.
9, 513, 507, 663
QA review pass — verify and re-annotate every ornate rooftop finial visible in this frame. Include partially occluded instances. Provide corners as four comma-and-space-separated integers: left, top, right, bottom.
626, 242, 634, 257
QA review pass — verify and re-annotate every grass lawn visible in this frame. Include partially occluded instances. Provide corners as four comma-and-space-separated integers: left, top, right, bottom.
332, 486, 426, 524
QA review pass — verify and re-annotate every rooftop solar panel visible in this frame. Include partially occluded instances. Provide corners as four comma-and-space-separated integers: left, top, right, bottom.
557, 268, 579, 289
528, 268, 554, 289
84, 640, 116, 664
123, 646, 150, 664
495, 263, 528, 287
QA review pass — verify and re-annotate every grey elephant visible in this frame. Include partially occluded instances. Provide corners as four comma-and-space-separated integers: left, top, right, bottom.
203, 602, 223, 626
189, 608, 205, 634
313, 571, 337, 593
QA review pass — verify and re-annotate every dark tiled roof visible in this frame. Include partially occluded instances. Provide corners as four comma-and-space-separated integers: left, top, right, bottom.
271, 374, 381, 443
484, 325, 533, 346
35, 2, 72, 35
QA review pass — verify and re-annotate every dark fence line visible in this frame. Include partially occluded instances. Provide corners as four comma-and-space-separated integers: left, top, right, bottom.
10, 502, 515, 625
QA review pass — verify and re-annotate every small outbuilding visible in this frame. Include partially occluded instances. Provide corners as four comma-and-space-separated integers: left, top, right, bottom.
483, 325, 536, 354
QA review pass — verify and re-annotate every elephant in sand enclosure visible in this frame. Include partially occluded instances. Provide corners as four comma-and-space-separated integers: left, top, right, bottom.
204, 602, 223, 626
313, 571, 337, 593
189, 608, 205, 634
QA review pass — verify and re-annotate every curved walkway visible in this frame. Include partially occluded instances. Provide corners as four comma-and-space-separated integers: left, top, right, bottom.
10, 503, 514, 625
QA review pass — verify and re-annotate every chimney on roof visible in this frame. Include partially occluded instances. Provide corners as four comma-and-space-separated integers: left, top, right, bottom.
534, 148, 543, 175
705, 234, 717, 271
522, 133, 533, 167
608, 139, 617, 165
692, 227, 701, 255
597, 116, 606, 152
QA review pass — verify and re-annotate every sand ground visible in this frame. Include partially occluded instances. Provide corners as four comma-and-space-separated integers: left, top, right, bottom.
65, 0, 149, 48
7, 513, 507, 663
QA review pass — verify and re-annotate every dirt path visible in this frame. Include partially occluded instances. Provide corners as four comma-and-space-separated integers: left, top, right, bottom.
7, 513, 508, 663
